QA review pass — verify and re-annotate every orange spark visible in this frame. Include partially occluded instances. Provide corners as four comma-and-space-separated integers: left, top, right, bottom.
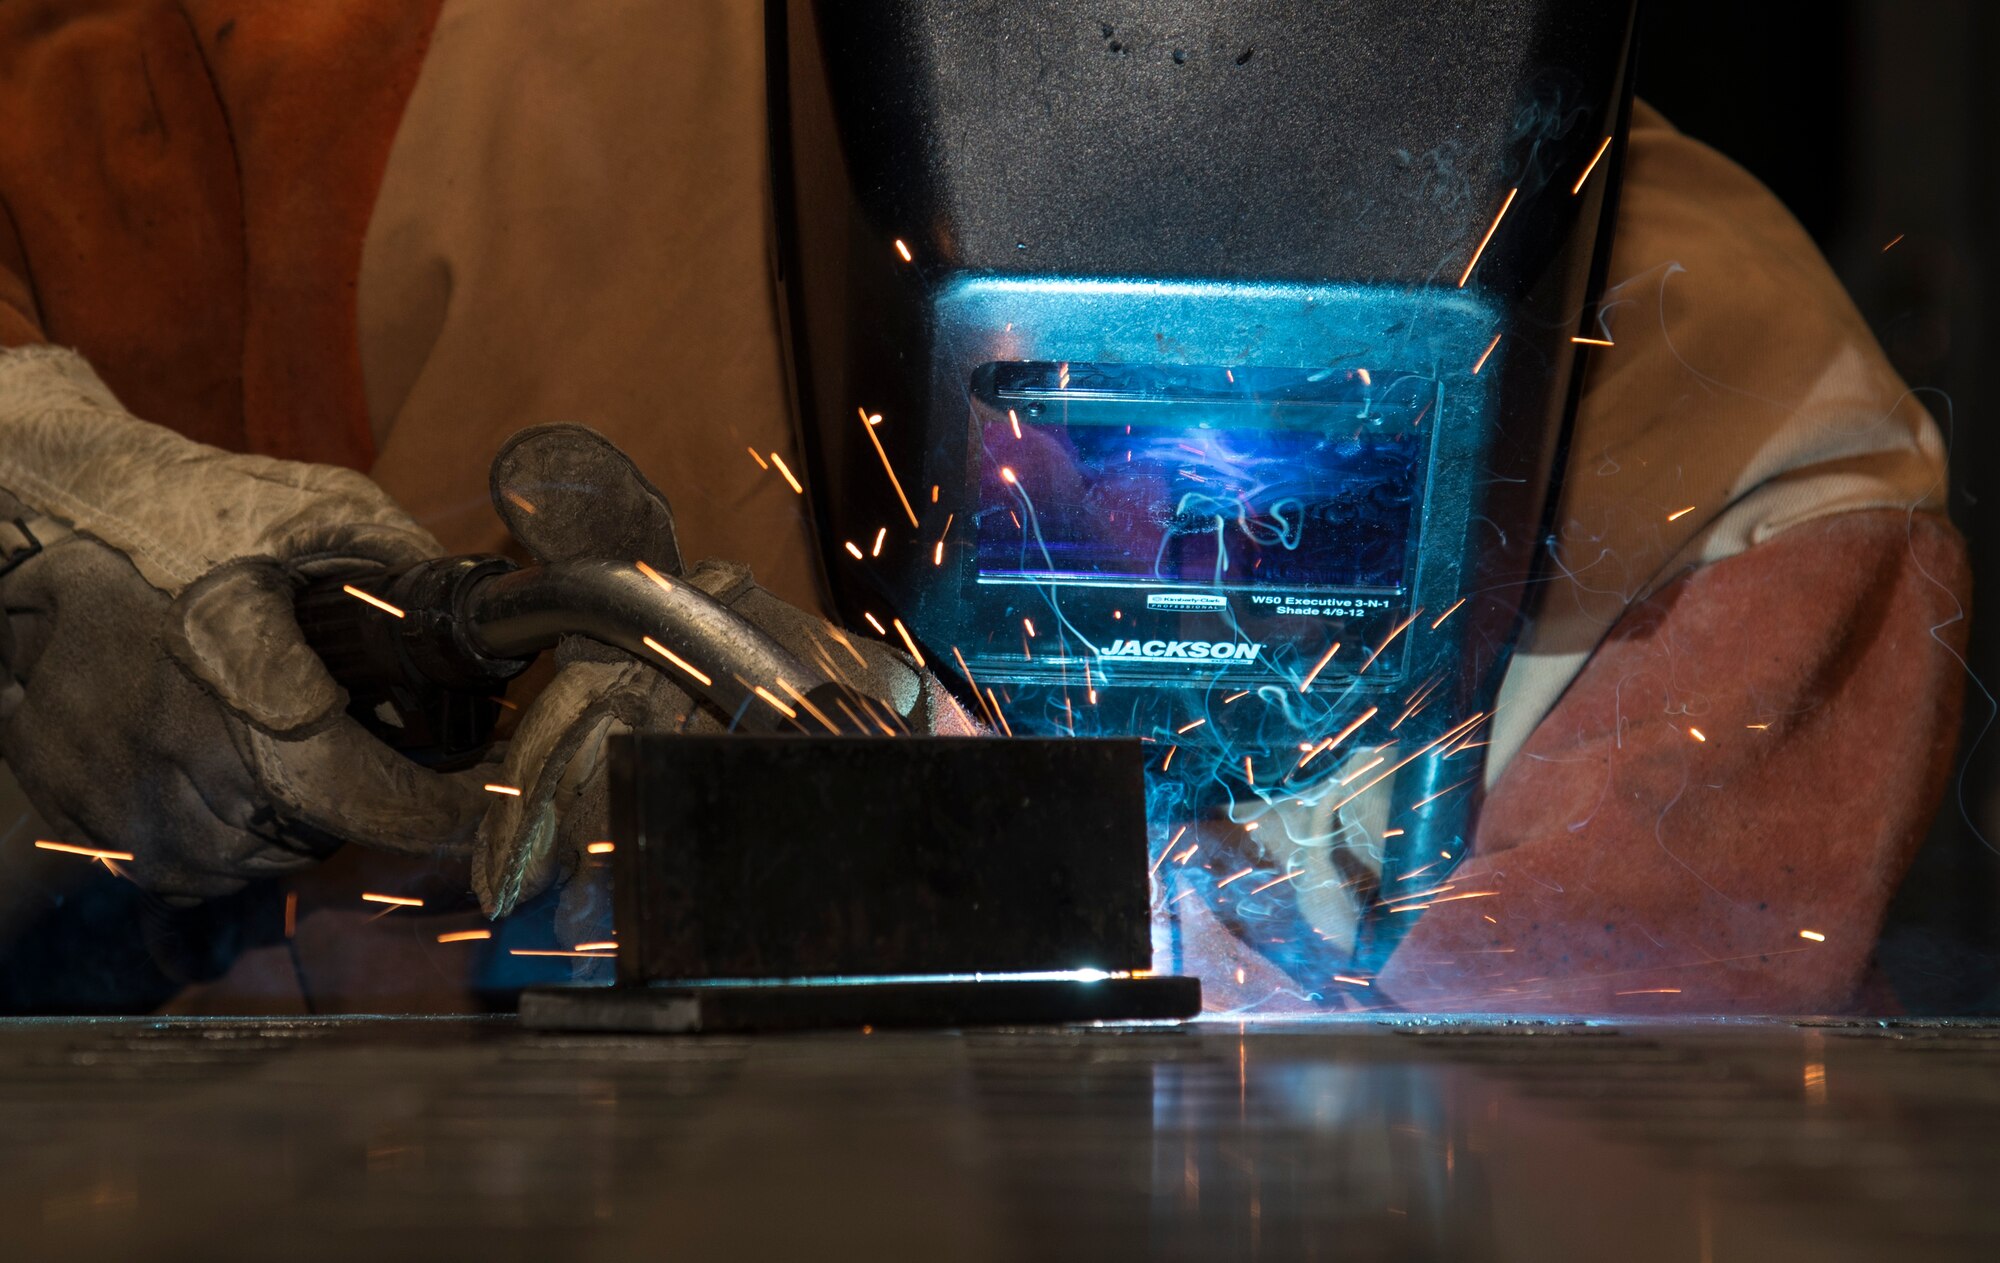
586, 842, 616, 855
1410, 774, 1477, 811
747, 446, 769, 470
1666, 504, 1696, 522
1430, 598, 1466, 630
34, 840, 135, 862
483, 784, 522, 797
1571, 336, 1615, 347
1799, 929, 1826, 942
858, 409, 920, 527
871, 528, 887, 557
643, 636, 713, 687
1248, 871, 1299, 896
573, 941, 618, 952
1747, 722, 1771, 731
933, 541, 944, 566
1216, 867, 1255, 889
864, 612, 887, 635
1457, 187, 1518, 287
1358, 608, 1423, 674
1243, 755, 1254, 786
1161, 744, 1177, 770
844, 541, 865, 559
893, 238, 913, 262
509, 949, 615, 958
1470, 333, 1502, 376
1299, 641, 1341, 692
1571, 136, 1613, 194
1688, 727, 1707, 742
1176, 717, 1207, 735
635, 559, 674, 592
753, 686, 799, 720
770, 453, 805, 495
999, 466, 1017, 484
362, 893, 424, 908
951, 646, 1000, 729
343, 585, 406, 619
776, 678, 841, 734
503, 489, 538, 515
1357, 368, 1372, 386
1327, 714, 1485, 813
437, 929, 492, 944
1023, 617, 1037, 638
283, 891, 297, 938
1299, 706, 1379, 769
1338, 755, 1387, 786
1009, 408, 1022, 439
986, 687, 1014, 736
892, 618, 926, 667
1223, 690, 1249, 704
1614, 988, 1682, 996
1332, 974, 1372, 987
1881, 233, 1904, 252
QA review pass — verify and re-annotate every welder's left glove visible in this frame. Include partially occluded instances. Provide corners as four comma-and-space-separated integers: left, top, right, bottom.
0, 347, 488, 902
473, 425, 978, 936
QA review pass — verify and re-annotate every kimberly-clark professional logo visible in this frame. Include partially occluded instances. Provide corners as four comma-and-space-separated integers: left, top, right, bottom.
1145, 592, 1229, 612
1100, 639, 1263, 662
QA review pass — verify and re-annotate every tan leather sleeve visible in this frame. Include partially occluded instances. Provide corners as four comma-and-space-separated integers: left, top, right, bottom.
1381, 509, 1970, 1014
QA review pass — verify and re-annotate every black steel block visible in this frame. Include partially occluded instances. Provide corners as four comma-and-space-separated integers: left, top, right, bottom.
610, 735, 1151, 984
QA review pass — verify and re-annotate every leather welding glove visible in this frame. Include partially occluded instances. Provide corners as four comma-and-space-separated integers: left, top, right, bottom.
473, 424, 978, 930
0, 347, 487, 903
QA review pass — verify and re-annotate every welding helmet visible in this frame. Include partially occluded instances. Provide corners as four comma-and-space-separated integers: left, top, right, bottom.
769, 1, 1639, 982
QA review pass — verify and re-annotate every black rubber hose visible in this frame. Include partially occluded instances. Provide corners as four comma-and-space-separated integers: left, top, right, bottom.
463, 559, 859, 735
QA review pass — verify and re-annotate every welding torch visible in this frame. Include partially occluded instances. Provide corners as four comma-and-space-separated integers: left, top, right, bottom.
294, 556, 867, 767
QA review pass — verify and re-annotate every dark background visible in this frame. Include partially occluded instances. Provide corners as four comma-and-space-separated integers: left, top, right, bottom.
1639, 0, 2000, 1010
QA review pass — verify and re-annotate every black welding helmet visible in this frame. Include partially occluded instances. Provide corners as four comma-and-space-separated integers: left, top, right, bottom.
769, 2, 1638, 986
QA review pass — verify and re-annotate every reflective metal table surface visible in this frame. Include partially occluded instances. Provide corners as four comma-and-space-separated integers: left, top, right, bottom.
3, 1016, 1994, 1261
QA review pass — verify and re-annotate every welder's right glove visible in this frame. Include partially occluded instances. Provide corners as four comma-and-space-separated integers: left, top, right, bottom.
0, 347, 488, 902
472, 425, 979, 932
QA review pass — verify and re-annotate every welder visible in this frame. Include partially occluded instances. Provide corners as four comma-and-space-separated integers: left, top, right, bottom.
0, 1, 1966, 1014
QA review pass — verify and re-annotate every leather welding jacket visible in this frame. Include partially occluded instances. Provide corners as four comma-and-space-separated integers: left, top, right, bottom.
0, 0, 1967, 1014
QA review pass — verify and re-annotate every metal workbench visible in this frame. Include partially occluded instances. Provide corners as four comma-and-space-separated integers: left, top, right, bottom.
4, 1016, 1995, 1261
